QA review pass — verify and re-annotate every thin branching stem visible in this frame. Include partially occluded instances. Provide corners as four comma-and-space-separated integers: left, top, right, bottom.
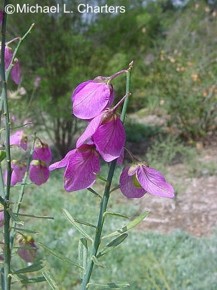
81, 62, 133, 289
1, 3, 12, 289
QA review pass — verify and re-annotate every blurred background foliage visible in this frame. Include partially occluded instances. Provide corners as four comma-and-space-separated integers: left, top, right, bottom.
6, 0, 217, 157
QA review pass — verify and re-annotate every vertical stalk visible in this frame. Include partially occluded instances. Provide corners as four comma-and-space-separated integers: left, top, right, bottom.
1, 2, 12, 289
81, 63, 133, 289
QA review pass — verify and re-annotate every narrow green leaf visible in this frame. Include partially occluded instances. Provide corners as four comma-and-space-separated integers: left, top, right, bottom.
103, 211, 129, 220
102, 212, 149, 239
42, 270, 59, 290
11, 273, 46, 284
78, 238, 88, 275
97, 234, 128, 258
96, 174, 107, 182
109, 185, 120, 193
87, 282, 130, 289
13, 260, 44, 274
0, 150, 6, 162
12, 227, 38, 234
73, 218, 96, 229
15, 212, 54, 220
91, 255, 104, 268
87, 187, 102, 199
38, 242, 82, 269
63, 209, 93, 242
7, 209, 24, 225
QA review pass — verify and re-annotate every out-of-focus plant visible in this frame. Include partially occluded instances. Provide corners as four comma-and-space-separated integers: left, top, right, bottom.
142, 1, 217, 140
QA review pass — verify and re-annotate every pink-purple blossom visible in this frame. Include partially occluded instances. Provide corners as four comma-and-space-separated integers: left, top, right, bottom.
76, 111, 125, 162
11, 59, 21, 84
11, 160, 27, 186
17, 235, 37, 263
29, 160, 50, 186
33, 141, 52, 164
120, 164, 175, 199
72, 77, 114, 120
4, 47, 22, 84
10, 130, 28, 151
49, 144, 100, 191
5, 46, 13, 69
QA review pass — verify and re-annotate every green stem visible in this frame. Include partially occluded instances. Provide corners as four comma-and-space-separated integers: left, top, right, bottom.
10, 133, 37, 248
80, 62, 133, 289
1, 3, 12, 289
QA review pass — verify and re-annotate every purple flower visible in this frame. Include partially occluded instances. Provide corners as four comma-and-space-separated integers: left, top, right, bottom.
10, 130, 28, 150
5, 46, 13, 69
11, 59, 21, 84
29, 160, 50, 186
76, 111, 125, 162
72, 77, 114, 120
49, 144, 100, 191
11, 160, 27, 186
33, 141, 52, 164
120, 164, 175, 199
0, 10, 3, 25
17, 235, 37, 263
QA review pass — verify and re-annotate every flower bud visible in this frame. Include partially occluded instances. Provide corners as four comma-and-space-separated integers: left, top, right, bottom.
11, 59, 21, 84
17, 234, 37, 263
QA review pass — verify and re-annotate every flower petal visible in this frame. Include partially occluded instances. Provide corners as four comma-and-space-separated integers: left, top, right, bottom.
64, 146, 100, 191
71, 80, 92, 102
10, 130, 28, 151
119, 167, 145, 198
11, 60, 21, 84
29, 161, 50, 186
93, 116, 126, 162
76, 112, 104, 148
136, 166, 174, 198
5, 47, 13, 69
33, 142, 52, 164
49, 149, 76, 171
72, 82, 111, 119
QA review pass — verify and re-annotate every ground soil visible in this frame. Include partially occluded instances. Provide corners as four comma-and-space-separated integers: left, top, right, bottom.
127, 116, 217, 236
127, 115, 217, 237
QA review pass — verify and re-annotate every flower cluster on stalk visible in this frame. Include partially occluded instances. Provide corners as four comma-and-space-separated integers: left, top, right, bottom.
50, 70, 174, 199
8, 132, 52, 186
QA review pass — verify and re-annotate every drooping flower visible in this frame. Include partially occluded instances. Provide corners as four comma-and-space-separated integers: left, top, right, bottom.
10, 130, 28, 150
11, 160, 27, 186
49, 144, 100, 191
29, 160, 50, 186
5, 46, 13, 69
0, 10, 3, 25
33, 141, 52, 164
72, 77, 114, 120
76, 110, 125, 162
11, 59, 21, 84
119, 164, 175, 199
17, 234, 37, 263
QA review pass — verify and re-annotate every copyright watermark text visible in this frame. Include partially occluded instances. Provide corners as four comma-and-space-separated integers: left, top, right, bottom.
4, 3, 126, 15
